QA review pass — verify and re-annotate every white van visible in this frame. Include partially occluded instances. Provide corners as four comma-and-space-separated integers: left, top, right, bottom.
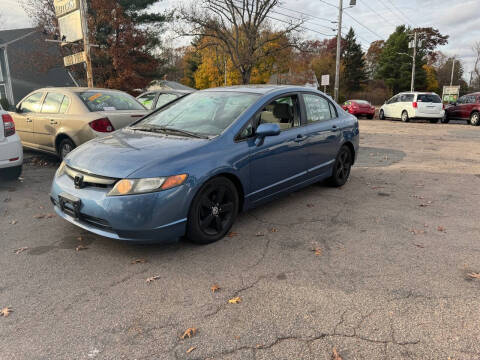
0, 104, 23, 180
379, 92, 444, 123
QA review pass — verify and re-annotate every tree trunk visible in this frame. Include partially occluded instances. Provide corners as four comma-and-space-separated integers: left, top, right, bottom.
241, 68, 252, 84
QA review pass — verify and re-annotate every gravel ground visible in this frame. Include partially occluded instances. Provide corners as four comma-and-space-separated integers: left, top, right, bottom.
1, 118, 480, 360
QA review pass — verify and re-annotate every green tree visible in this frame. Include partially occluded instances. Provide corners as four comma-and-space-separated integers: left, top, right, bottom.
377, 25, 426, 93
342, 27, 366, 93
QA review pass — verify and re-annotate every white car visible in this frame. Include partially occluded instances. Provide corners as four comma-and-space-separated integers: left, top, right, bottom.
0, 104, 23, 180
379, 92, 445, 123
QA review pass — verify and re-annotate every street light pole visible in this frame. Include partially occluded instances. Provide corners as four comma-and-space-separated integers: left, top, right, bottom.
410, 31, 417, 92
450, 59, 456, 86
334, 0, 343, 102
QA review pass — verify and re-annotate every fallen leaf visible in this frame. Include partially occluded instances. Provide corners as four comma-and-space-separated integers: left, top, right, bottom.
0, 307, 12, 317
228, 296, 242, 304
269, 228, 277, 233
418, 201, 432, 207
13, 247, 28, 254
437, 226, 446, 233
146, 275, 160, 283
332, 347, 343, 360
180, 327, 197, 339
410, 228, 426, 235
467, 273, 480, 279
186, 346, 196, 353
227, 232, 238, 237
306, 203, 315, 208
370, 186, 384, 190
75, 245, 88, 251
9, 220, 17, 225
413, 243, 425, 248
34, 214, 45, 219
312, 247, 322, 256
45, 213, 55, 219
255, 232, 265, 237
210, 284, 220, 293
410, 194, 425, 200
131, 258, 146, 264
4, 197, 11, 203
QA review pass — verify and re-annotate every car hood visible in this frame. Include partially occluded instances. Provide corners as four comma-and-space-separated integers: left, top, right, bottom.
65, 128, 210, 178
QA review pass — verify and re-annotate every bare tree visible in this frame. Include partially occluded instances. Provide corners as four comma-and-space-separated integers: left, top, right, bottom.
179, 0, 302, 84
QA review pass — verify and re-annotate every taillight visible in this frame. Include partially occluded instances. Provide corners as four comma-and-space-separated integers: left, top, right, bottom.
2, 114, 15, 137
89, 117, 114, 132
442, 103, 445, 110
412, 102, 418, 108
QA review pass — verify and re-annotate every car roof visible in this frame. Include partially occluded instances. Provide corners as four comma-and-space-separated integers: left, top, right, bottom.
201, 85, 317, 94
397, 91, 438, 95
34, 87, 128, 94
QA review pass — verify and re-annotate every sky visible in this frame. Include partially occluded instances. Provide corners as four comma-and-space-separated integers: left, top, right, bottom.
1, 0, 479, 78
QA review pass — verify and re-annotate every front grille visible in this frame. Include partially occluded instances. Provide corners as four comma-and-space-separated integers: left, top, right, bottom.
65, 166, 117, 188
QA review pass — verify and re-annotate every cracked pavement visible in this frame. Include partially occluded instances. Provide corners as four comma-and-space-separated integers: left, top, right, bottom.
1, 119, 480, 359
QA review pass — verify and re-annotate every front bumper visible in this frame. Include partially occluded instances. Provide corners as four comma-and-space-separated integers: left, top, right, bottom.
50, 172, 192, 242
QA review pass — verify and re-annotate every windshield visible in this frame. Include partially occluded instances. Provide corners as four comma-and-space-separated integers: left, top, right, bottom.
78, 91, 145, 111
133, 91, 260, 136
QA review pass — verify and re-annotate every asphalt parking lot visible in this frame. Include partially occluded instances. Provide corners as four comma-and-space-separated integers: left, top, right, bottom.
1, 119, 480, 360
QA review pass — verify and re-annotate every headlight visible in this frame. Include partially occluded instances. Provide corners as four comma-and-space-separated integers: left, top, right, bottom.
107, 174, 188, 196
55, 161, 66, 178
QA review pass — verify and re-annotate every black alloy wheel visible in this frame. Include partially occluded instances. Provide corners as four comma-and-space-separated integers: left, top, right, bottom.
470, 112, 480, 126
329, 145, 353, 187
187, 177, 239, 244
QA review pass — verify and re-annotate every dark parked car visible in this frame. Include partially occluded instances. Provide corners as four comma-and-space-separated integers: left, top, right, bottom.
51, 86, 359, 244
444, 92, 480, 126
342, 100, 375, 119
136, 90, 194, 111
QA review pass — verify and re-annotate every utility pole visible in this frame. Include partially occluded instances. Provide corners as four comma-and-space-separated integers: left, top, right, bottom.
450, 59, 456, 86
80, 0, 93, 87
410, 31, 417, 92
334, 0, 343, 102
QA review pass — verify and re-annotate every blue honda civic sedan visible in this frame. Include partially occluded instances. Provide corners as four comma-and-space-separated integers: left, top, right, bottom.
50, 85, 359, 244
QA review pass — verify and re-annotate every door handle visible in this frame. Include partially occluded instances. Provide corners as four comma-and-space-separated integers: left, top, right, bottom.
294, 134, 307, 142
26, 118, 32, 123
332, 125, 339, 132
50, 119, 58, 125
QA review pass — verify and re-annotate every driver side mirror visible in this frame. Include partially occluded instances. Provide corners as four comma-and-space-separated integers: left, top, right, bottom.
255, 123, 280, 146
15, 106, 22, 113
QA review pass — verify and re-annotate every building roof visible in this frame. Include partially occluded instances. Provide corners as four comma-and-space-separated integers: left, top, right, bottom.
0, 28, 37, 46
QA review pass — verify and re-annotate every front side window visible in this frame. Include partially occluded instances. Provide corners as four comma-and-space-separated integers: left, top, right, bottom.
155, 93, 179, 109
258, 95, 300, 130
20, 92, 44, 113
41, 93, 65, 113
387, 96, 397, 104
78, 91, 145, 111
137, 93, 156, 109
303, 94, 334, 123
134, 91, 260, 137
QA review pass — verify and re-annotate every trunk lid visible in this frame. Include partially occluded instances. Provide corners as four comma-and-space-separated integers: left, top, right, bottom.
416, 94, 443, 115
94, 110, 149, 131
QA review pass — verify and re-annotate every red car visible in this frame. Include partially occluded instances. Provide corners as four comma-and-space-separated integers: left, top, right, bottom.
444, 92, 480, 126
342, 100, 376, 119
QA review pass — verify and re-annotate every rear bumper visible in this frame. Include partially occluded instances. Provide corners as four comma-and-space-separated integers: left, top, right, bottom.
412, 110, 445, 119
50, 173, 192, 242
0, 134, 23, 169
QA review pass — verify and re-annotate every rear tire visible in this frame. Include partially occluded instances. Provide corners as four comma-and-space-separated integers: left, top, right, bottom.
429, 118, 439, 123
329, 145, 353, 187
187, 177, 239, 244
58, 138, 76, 160
441, 114, 449, 123
401, 111, 409, 122
470, 112, 480, 126
379, 110, 385, 120
0, 165, 22, 181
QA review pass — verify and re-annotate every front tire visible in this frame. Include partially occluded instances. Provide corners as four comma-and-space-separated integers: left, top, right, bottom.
58, 138, 76, 160
470, 112, 480, 126
367, 114, 374, 119
401, 111, 409, 122
0, 165, 22, 181
329, 145, 353, 187
187, 177, 239, 244
379, 110, 385, 120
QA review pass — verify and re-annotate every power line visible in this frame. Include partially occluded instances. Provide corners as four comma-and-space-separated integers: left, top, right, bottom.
266, 15, 332, 37
276, 5, 334, 23
343, 11, 385, 40
385, 0, 418, 27
360, 1, 390, 25
318, 0, 338, 9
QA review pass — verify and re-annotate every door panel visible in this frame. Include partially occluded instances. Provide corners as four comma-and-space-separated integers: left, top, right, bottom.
13, 92, 44, 144
35, 92, 65, 150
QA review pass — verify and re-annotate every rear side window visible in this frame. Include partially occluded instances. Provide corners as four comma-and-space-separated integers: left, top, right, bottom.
137, 93, 156, 109
78, 91, 145, 111
417, 94, 441, 103
155, 93, 179, 109
303, 94, 334, 123
59, 96, 70, 113
20, 92, 43, 113
41, 93, 64, 113
400, 94, 414, 102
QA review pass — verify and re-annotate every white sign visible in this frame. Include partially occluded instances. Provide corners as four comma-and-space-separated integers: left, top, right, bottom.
321, 75, 330, 86
54, 0, 79, 17
63, 51, 86, 66
442, 85, 460, 103
58, 9, 83, 43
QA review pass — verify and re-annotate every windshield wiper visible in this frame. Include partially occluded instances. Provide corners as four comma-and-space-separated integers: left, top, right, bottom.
129, 125, 208, 139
